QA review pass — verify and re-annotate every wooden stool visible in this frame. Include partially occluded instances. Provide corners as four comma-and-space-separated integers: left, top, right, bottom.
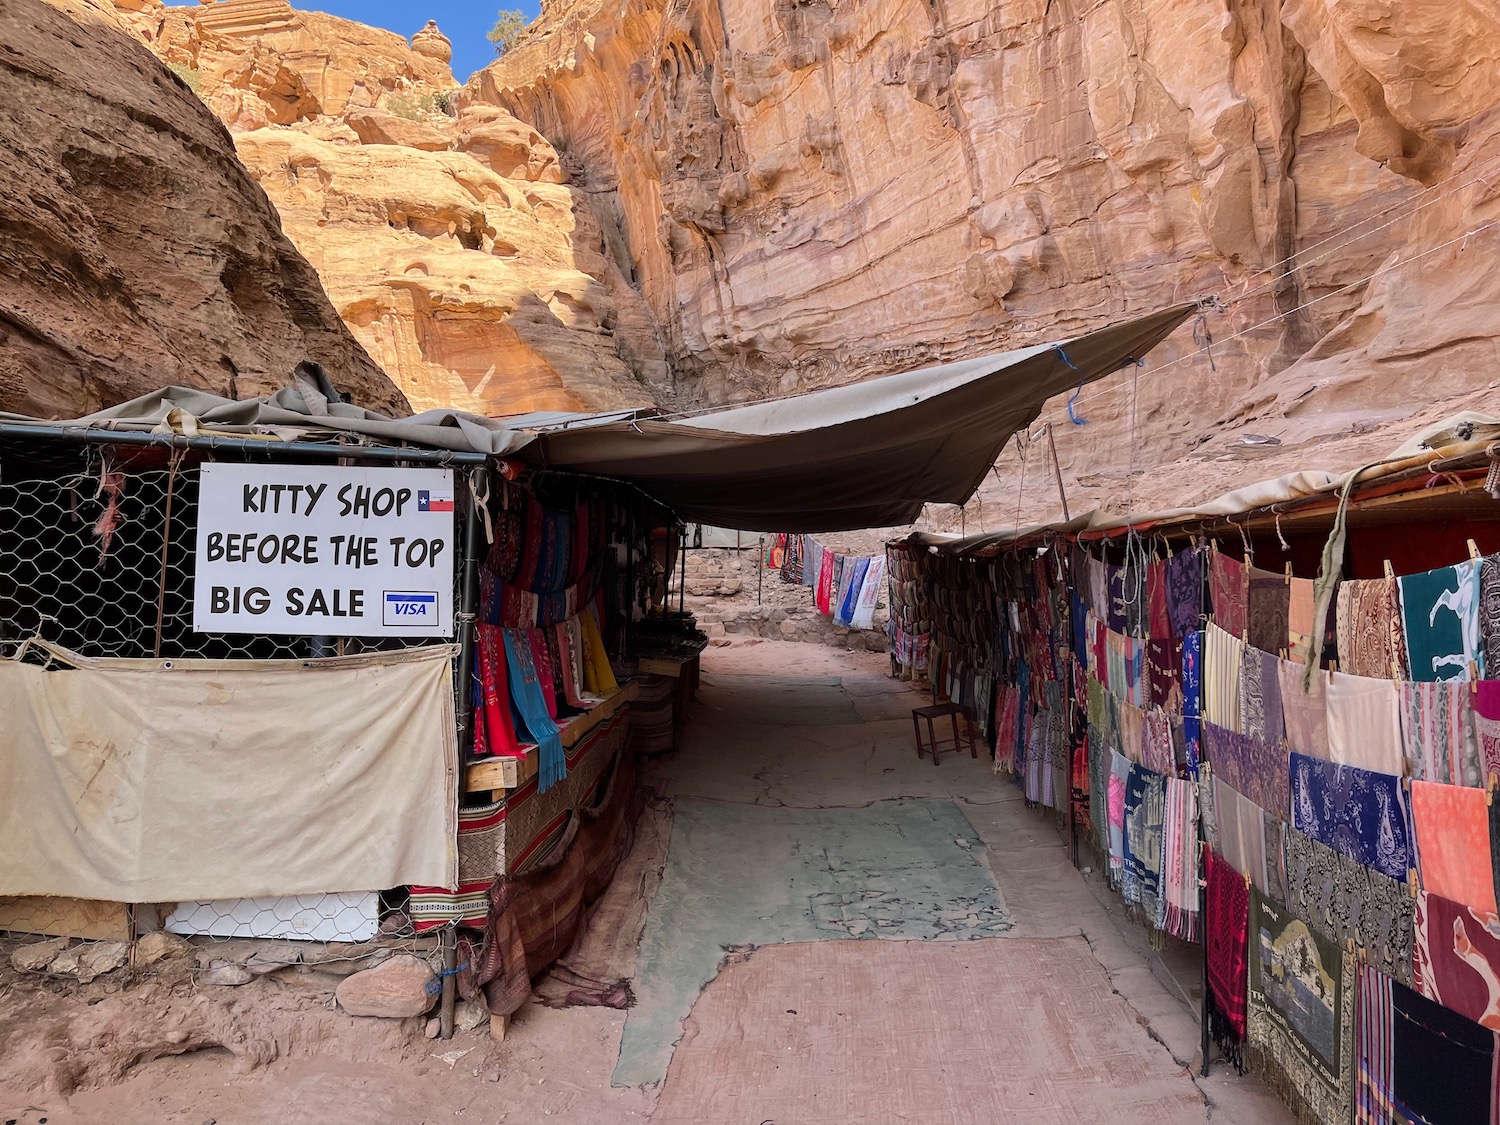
912, 701, 976, 765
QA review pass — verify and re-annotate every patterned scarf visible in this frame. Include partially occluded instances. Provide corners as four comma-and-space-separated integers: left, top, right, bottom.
1478, 681, 1500, 783
474, 622, 524, 758
1335, 577, 1407, 680
1209, 550, 1247, 639
1399, 559, 1484, 682
1281, 823, 1413, 985
1123, 763, 1166, 920
1204, 845, 1249, 1062
1182, 630, 1202, 776
1204, 721, 1289, 820
1165, 545, 1203, 644
1399, 680, 1480, 785
1238, 643, 1284, 744
1482, 553, 1500, 676
1413, 889, 1500, 1029
1290, 751, 1411, 882
1108, 749, 1130, 887
1247, 565, 1290, 656
1142, 709, 1174, 776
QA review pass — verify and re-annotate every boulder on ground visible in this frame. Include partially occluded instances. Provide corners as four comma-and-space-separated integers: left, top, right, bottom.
335, 953, 437, 1018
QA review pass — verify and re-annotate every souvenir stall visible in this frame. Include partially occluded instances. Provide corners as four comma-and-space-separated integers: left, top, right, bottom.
0, 387, 677, 1041
906, 418, 1500, 1125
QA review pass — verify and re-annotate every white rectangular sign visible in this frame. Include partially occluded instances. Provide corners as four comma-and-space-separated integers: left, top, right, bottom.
193, 463, 455, 637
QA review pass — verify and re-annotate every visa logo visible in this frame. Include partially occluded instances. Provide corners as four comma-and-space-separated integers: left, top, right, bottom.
384, 591, 438, 626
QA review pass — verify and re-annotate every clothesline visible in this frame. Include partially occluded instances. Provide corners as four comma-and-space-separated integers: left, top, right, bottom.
764, 534, 887, 630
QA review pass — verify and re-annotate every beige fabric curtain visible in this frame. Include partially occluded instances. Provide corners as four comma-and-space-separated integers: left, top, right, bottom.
0, 643, 458, 902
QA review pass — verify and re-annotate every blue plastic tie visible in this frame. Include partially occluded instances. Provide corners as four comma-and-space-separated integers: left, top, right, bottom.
1055, 345, 1087, 425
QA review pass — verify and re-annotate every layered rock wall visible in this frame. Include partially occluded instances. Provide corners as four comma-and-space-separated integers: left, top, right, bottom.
475, 0, 1500, 518
113, 0, 665, 417
0, 0, 406, 418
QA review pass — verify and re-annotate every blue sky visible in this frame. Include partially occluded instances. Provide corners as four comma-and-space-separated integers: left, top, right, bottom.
308, 1, 541, 83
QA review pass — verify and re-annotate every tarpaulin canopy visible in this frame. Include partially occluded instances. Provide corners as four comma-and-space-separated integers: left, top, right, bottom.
528, 304, 1196, 531
1, 304, 1195, 532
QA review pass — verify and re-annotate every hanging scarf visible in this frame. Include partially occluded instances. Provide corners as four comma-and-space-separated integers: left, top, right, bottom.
1204, 845, 1249, 1066
578, 605, 619, 696
474, 622, 524, 758
837, 556, 868, 626
1399, 679, 1480, 786
1400, 559, 1484, 681
1161, 776, 1199, 941
1209, 550, 1247, 638
531, 628, 560, 720
816, 549, 835, 615
1410, 780, 1498, 913
1237, 644, 1284, 745
851, 555, 885, 629
1108, 749, 1130, 888
1181, 629, 1202, 777
1165, 545, 1203, 646
502, 628, 564, 792
555, 619, 586, 709
1246, 565, 1290, 657
1290, 751, 1412, 882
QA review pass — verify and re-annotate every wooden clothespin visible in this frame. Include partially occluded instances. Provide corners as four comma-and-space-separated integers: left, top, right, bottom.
1409, 867, 1421, 897
1383, 560, 1396, 582
1469, 539, 1482, 562
1284, 562, 1293, 586
1472, 662, 1480, 693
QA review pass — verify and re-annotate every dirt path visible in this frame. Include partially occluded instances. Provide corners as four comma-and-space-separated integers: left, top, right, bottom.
4, 640, 1288, 1124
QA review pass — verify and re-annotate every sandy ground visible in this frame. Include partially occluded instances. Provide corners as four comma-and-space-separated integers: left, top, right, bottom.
2, 639, 1289, 1124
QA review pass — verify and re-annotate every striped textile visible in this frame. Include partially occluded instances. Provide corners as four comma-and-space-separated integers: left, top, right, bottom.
1161, 776, 1199, 941
1203, 624, 1243, 732
1356, 963, 1395, 1125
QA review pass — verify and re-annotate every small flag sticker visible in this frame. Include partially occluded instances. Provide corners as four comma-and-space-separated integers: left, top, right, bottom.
417, 490, 454, 513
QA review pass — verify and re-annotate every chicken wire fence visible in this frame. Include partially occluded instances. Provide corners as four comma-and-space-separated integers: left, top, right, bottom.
0, 440, 466, 972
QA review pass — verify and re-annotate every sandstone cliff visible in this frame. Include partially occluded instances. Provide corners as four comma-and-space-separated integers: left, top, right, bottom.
0, 0, 406, 418
474, 0, 1500, 520
114, 0, 665, 417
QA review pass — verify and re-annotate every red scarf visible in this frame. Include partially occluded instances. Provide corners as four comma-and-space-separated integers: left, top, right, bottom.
1204, 845, 1250, 1046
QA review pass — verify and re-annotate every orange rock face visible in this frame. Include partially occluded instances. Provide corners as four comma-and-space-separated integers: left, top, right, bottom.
0, 0, 406, 418
473, 0, 1500, 518
114, 0, 663, 418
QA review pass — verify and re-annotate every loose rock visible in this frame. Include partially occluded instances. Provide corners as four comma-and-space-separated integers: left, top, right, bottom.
334, 953, 437, 1018
454, 1000, 490, 1033
10, 937, 69, 973
200, 961, 254, 987
133, 931, 191, 967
